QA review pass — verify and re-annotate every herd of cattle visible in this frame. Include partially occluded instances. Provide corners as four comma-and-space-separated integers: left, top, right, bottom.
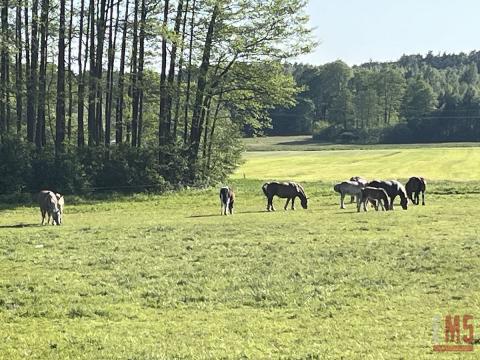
37, 176, 426, 224
219, 176, 426, 215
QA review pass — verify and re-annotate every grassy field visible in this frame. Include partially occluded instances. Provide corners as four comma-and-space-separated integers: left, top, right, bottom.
236, 146, 480, 182
1, 140, 480, 359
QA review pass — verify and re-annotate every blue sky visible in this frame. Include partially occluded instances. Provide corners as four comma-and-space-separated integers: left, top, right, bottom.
297, 0, 480, 65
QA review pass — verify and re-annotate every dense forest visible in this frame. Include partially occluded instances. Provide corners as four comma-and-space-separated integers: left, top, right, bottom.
0, 0, 313, 195
270, 51, 480, 143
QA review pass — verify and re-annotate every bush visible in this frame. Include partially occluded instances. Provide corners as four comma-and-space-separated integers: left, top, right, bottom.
0, 136, 33, 194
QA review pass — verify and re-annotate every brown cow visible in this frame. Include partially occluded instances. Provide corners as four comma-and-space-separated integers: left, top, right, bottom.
262, 181, 308, 211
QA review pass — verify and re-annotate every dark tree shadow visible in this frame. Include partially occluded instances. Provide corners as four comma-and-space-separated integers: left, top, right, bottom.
188, 210, 267, 218
0, 223, 40, 229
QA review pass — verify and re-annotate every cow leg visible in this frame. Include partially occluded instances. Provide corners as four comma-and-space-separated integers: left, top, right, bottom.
268, 196, 275, 211
422, 191, 425, 206
224, 200, 229, 215
340, 193, 345, 209
284, 198, 290, 210
356, 196, 362, 212
229, 201, 234, 215
291, 197, 295, 210
41, 210, 46, 225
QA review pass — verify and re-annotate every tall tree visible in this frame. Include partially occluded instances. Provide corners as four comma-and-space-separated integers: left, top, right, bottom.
105, 0, 120, 146
66, 0, 74, 140
15, 0, 23, 134
26, 0, 38, 142
165, 0, 183, 144
94, 0, 108, 144
188, 3, 220, 174
172, 0, 189, 140
36, 0, 49, 148
87, 0, 96, 145
56, 0, 66, 154
158, 0, 169, 148
1, 0, 10, 134
136, 0, 146, 146
130, 0, 139, 146
77, 0, 86, 146
182, 0, 195, 144
115, 0, 129, 144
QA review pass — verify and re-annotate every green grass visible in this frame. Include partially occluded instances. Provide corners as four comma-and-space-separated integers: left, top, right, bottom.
1, 143, 480, 358
235, 147, 480, 182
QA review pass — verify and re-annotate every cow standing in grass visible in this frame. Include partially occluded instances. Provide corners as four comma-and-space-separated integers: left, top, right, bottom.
262, 181, 308, 211
367, 180, 408, 210
406, 176, 426, 205
220, 187, 235, 215
358, 187, 390, 212
333, 180, 365, 209
38, 190, 62, 225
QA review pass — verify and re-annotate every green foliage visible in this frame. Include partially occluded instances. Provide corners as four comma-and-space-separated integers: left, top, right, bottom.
0, 137, 33, 194
273, 52, 480, 143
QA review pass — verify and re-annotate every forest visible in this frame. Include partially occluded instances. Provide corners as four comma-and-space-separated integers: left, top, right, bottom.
0, 0, 313, 195
270, 51, 480, 144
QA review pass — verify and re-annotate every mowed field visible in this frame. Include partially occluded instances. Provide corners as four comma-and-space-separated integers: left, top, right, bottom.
1, 140, 480, 359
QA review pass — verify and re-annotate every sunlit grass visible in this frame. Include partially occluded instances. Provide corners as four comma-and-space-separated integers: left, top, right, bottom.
235, 147, 480, 182
1, 143, 480, 358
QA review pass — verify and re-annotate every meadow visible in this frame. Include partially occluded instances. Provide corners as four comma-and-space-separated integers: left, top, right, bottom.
1, 140, 480, 359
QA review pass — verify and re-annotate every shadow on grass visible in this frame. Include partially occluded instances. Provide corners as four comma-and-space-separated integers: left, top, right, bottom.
0, 223, 40, 229
188, 210, 267, 218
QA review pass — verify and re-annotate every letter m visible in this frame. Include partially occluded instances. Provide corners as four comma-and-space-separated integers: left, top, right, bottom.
445, 315, 461, 343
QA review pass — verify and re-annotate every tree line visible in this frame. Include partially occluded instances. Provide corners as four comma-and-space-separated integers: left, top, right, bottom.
269, 51, 480, 143
0, 0, 313, 194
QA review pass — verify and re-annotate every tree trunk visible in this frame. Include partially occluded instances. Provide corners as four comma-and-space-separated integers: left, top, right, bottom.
26, 0, 38, 142
172, 0, 189, 139
188, 4, 219, 176
15, 1, 22, 134
130, 0, 139, 147
36, 0, 49, 149
137, 0, 145, 146
77, 0, 86, 146
206, 91, 222, 171
67, 0, 73, 141
158, 0, 169, 148
115, 0, 129, 144
87, 0, 96, 145
56, 0, 66, 154
182, 0, 196, 144
165, 0, 183, 143
94, 0, 107, 145
105, 0, 120, 146
1, 0, 9, 135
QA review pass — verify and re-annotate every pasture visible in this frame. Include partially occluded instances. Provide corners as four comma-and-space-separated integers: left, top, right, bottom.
1, 142, 480, 359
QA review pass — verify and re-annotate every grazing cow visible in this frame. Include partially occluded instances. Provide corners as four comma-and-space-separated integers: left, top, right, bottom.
349, 176, 368, 203
367, 180, 408, 210
333, 180, 364, 209
38, 190, 62, 225
357, 187, 390, 212
262, 181, 308, 211
219, 187, 235, 215
405, 176, 426, 205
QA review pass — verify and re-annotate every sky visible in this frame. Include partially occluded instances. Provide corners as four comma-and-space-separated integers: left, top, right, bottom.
297, 0, 480, 66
